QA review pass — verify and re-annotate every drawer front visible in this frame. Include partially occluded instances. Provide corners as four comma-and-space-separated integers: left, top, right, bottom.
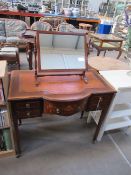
15, 110, 41, 119
12, 99, 43, 119
44, 100, 87, 116
15, 100, 42, 110
86, 94, 112, 111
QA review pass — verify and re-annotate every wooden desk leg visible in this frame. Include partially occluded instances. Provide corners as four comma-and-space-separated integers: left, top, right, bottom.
93, 94, 115, 142
13, 119, 21, 157
8, 102, 21, 157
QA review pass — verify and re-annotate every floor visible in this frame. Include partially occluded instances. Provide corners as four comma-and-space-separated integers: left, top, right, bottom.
0, 49, 131, 175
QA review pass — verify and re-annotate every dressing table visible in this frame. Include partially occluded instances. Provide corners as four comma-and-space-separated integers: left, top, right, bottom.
8, 31, 115, 157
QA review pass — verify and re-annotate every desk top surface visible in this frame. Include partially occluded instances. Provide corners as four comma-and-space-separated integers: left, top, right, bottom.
8, 70, 115, 102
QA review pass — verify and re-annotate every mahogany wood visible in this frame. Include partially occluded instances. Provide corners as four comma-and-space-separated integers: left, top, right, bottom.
8, 70, 115, 156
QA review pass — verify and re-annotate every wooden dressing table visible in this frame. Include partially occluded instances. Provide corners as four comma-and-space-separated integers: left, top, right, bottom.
8, 31, 115, 157
8, 70, 115, 156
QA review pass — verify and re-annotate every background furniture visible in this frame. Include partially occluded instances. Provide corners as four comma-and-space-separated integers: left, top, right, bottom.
88, 56, 129, 71
0, 10, 43, 26
88, 70, 131, 141
79, 23, 92, 32
90, 33, 123, 59
0, 47, 20, 70
0, 18, 28, 49
0, 61, 15, 158
39, 16, 65, 30
0, 10, 100, 28
56, 22, 76, 32
31, 21, 53, 31
8, 70, 115, 156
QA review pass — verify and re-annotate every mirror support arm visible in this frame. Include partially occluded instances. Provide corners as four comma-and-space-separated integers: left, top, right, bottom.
82, 71, 88, 83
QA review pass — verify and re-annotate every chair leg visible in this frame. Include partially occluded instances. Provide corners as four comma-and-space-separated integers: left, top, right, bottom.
97, 50, 100, 56
117, 50, 122, 59
103, 50, 106, 56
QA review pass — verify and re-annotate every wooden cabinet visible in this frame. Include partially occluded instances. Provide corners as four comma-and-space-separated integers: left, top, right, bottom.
0, 61, 15, 158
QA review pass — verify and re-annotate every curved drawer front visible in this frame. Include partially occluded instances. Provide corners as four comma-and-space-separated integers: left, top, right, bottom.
44, 99, 87, 116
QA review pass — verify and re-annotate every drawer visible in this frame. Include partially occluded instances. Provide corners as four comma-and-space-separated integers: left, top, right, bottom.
14, 100, 42, 110
44, 100, 86, 116
15, 109, 42, 119
86, 94, 111, 111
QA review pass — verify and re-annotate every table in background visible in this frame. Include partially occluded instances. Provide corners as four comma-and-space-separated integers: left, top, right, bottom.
90, 33, 123, 59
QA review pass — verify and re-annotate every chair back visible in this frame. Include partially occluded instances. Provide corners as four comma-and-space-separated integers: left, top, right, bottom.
39, 17, 64, 30
31, 21, 53, 31
56, 22, 75, 32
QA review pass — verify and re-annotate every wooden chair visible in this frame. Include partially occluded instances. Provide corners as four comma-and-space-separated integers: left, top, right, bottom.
0, 45, 20, 70
56, 22, 76, 32
89, 33, 123, 59
79, 23, 92, 32
31, 21, 53, 31
39, 16, 65, 30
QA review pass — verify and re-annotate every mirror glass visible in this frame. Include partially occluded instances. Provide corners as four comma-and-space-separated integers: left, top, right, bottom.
36, 31, 88, 75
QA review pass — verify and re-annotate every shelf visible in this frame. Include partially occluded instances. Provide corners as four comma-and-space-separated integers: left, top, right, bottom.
0, 150, 15, 158
0, 102, 6, 106
0, 126, 10, 130
105, 117, 131, 131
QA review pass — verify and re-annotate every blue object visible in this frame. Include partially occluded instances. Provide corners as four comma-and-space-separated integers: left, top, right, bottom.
97, 24, 112, 34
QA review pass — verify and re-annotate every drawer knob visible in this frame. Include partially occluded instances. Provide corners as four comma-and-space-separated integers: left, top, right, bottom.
99, 97, 103, 102
56, 108, 60, 114
26, 103, 30, 108
26, 112, 30, 116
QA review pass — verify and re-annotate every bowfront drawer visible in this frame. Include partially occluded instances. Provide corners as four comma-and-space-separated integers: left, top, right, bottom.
44, 100, 86, 116
15, 110, 41, 119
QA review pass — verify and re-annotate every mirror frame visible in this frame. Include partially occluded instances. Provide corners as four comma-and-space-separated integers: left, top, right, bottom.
35, 31, 88, 76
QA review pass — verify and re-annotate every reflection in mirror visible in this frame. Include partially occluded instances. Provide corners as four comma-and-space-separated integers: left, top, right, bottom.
38, 33, 86, 70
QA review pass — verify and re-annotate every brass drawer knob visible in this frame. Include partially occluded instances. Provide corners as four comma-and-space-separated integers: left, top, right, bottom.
26, 112, 30, 116
56, 108, 60, 114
